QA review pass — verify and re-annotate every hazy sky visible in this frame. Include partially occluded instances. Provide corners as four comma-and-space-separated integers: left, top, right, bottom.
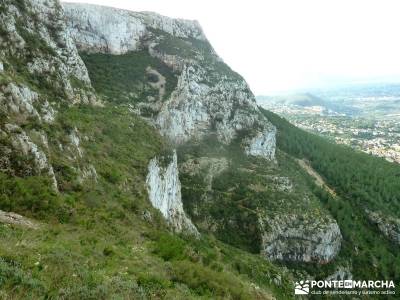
65, 0, 400, 94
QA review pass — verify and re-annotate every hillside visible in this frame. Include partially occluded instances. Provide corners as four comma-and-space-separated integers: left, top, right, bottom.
0, 1, 399, 299
262, 109, 400, 285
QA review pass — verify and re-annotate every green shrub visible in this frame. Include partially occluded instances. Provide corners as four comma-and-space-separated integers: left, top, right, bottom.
99, 167, 122, 184
103, 246, 115, 256
136, 273, 171, 290
170, 260, 253, 299
0, 257, 45, 295
152, 233, 187, 261
0, 172, 67, 221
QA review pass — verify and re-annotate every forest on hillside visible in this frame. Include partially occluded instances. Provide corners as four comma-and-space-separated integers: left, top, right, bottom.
262, 108, 400, 218
262, 108, 400, 288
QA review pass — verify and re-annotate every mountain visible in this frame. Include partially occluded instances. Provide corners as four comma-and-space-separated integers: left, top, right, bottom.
258, 83, 400, 118
0, 1, 399, 299
257, 93, 327, 107
257, 92, 347, 116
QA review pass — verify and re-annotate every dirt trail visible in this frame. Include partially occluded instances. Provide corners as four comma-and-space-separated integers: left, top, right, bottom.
146, 67, 166, 101
297, 159, 337, 197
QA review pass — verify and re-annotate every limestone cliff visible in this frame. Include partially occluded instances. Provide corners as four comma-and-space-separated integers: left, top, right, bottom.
1, 0, 97, 103
63, 3, 276, 160
245, 129, 277, 160
260, 214, 342, 263
179, 141, 342, 263
0, 0, 98, 188
63, 3, 205, 54
146, 151, 199, 235
64, 2, 340, 263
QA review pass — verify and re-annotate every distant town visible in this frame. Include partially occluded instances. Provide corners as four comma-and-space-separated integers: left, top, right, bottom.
257, 83, 400, 164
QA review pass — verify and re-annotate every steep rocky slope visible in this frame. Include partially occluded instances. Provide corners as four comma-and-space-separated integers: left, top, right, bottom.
63, 3, 276, 153
263, 109, 400, 295
365, 209, 400, 245
1, 0, 399, 299
177, 136, 342, 262
0, 1, 295, 298
146, 151, 199, 235
0, 0, 99, 191
63, 3, 341, 264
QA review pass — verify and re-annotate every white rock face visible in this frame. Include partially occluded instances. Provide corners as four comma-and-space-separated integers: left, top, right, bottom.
0, 0, 97, 104
0, 0, 104, 189
155, 66, 210, 143
0, 0, 100, 187
261, 214, 342, 263
69, 127, 83, 158
146, 151, 199, 235
180, 157, 228, 191
325, 266, 353, 281
30, 0, 92, 84
246, 129, 276, 160
245, 128, 277, 160
63, 3, 206, 55
41, 100, 56, 123
139, 11, 206, 40
63, 4, 146, 54
63, 3, 277, 159
11, 131, 58, 190
2, 83, 41, 121
155, 64, 276, 147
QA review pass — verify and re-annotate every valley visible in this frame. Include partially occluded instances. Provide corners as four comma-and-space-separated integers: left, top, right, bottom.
258, 86, 400, 164
0, 1, 399, 299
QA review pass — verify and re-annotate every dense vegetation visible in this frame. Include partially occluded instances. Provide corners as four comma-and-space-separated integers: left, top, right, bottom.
261, 108, 400, 217
1, 35, 294, 298
178, 134, 331, 254
2, 3, 399, 296
262, 109, 400, 295
0, 104, 294, 299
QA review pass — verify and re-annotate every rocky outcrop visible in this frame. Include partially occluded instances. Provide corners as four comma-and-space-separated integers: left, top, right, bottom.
63, 3, 205, 55
266, 176, 293, 192
0, 210, 39, 229
1, 83, 40, 122
366, 209, 400, 246
63, 4, 146, 55
63, 3, 276, 159
0, 0, 97, 104
9, 128, 58, 190
69, 127, 83, 158
146, 151, 199, 236
261, 214, 342, 263
180, 157, 228, 191
154, 64, 274, 146
0, 0, 98, 186
325, 266, 353, 281
245, 128, 277, 160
